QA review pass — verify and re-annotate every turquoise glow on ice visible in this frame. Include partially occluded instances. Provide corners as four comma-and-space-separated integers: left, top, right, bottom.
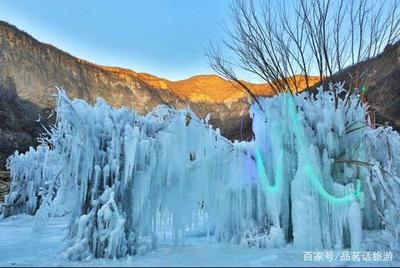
255, 93, 362, 204
285, 93, 361, 204
255, 146, 283, 193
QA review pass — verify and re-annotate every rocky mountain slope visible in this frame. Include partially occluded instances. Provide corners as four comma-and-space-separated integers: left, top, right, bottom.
0, 21, 276, 169
334, 42, 400, 130
1, 19, 399, 172
0, 171, 9, 202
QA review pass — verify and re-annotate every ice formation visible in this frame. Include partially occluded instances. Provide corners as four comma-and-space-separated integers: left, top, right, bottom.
1, 85, 399, 259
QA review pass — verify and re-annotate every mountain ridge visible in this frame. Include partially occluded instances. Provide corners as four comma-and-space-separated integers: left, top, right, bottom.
0, 20, 284, 169
3, 19, 398, 172
0, 21, 316, 105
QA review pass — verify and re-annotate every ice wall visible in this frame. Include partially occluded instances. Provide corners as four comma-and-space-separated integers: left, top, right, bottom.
2, 92, 259, 259
251, 85, 400, 252
2, 85, 399, 259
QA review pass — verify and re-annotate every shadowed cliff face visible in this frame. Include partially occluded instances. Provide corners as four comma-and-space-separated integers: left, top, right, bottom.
353, 43, 400, 130
0, 20, 342, 171
0, 21, 260, 125
0, 171, 10, 202
0, 21, 269, 169
1, 21, 308, 148
0, 19, 399, 172
0, 21, 186, 114
0, 77, 47, 169
310, 41, 400, 131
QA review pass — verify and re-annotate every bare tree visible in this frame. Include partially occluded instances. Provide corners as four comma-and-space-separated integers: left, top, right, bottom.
207, 0, 400, 103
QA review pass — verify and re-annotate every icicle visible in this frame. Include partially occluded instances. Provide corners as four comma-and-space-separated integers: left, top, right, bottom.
3, 85, 400, 258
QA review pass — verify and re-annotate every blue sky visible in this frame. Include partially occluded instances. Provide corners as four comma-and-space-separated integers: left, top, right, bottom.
0, 0, 240, 81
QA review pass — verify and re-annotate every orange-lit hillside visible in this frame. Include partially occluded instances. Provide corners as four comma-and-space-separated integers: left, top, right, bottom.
101, 66, 320, 104
142, 73, 321, 103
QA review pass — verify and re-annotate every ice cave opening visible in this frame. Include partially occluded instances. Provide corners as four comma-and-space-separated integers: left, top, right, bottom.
1, 84, 399, 260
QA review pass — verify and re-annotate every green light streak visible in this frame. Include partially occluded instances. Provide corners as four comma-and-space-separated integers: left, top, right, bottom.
284, 93, 361, 204
255, 146, 283, 193
254, 93, 362, 204
360, 85, 366, 95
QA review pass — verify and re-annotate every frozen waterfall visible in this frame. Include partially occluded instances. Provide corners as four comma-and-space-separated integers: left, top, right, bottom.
1, 85, 399, 259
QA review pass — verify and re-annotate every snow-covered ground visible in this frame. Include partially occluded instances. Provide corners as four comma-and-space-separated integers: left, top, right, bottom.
0, 214, 397, 267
